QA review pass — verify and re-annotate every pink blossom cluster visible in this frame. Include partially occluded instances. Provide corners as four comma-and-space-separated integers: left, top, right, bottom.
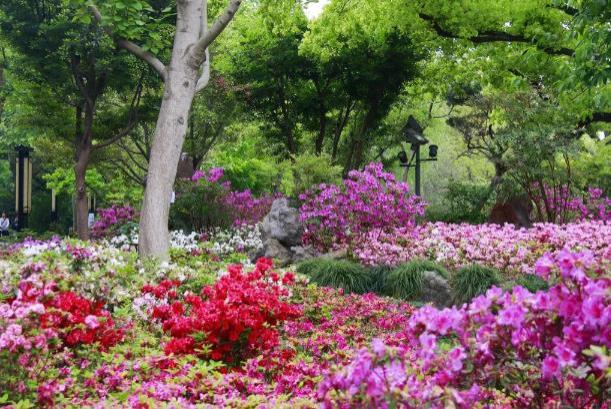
318, 250, 610, 408
90, 205, 137, 239
300, 162, 426, 252
225, 190, 277, 226
191, 167, 225, 184
188, 167, 278, 228
532, 183, 610, 223
354, 221, 611, 276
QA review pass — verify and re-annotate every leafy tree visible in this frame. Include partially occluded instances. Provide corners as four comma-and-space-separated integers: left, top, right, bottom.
86, 0, 243, 259
0, 0, 147, 238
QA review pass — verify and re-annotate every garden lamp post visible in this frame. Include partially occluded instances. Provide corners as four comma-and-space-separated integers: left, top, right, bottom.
15, 146, 32, 229
398, 116, 438, 196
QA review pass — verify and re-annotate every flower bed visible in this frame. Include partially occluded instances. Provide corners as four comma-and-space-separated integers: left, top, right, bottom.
354, 220, 611, 277
0, 237, 609, 408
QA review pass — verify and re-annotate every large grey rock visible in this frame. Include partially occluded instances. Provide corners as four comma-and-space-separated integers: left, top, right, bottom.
419, 271, 453, 308
250, 198, 318, 266
262, 238, 292, 267
261, 198, 303, 247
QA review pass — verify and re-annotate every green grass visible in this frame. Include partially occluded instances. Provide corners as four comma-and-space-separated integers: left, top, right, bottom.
383, 259, 449, 300
451, 264, 500, 305
296, 257, 374, 294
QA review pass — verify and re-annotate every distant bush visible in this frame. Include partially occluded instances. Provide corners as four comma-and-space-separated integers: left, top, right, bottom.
426, 181, 492, 224
384, 260, 449, 300
280, 153, 343, 198
296, 257, 373, 294
451, 264, 500, 305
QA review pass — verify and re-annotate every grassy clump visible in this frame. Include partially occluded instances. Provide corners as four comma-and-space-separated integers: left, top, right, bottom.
451, 264, 500, 305
367, 265, 393, 294
384, 259, 449, 300
502, 273, 549, 294
296, 257, 373, 294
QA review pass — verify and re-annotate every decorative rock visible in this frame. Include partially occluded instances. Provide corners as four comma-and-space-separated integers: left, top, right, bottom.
261, 198, 303, 247
289, 246, 317, 263
262, 238, 292, 267
419, 271, 453, 308
251, 198, 317, 266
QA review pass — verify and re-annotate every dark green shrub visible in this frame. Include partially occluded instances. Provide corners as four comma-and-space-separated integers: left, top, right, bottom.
451, 265, 500, 305
296, 258, 373, 294
367, 265, 393, 294
384, 259, 449, 300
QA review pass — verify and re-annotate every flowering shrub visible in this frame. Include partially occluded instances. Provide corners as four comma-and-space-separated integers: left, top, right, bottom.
318, 250, 610, 408
145, 258, 301, 363
354, 220, 611, 277
173, 167, 277, 231
300, 162, 426, 252
531, 183, 610, 223
40, 290, 124, 349
206, 224, 263, 256
91, 205, 137, 239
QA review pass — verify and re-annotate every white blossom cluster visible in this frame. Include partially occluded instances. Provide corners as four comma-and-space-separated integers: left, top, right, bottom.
208, 224, 263, 256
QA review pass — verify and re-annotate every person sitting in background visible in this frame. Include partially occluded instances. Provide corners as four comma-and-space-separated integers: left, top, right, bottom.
12, 215, 19, 232
0, 212, 9, 237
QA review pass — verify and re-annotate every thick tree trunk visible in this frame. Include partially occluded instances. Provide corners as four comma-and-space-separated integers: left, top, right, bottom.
139, 70, 198, 258
138, 0, 202, 260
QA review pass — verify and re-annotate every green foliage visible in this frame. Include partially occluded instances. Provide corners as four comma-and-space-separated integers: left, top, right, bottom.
281, 153, 343, 197
296, 257, 373, 294
170, 179, 233, 232
451, 264, 500, 305
209, 137, 281, 195
503, 274, 550, 294
427, 181, 493, 223
384, 260, 449, 300
367, 265, 392, 295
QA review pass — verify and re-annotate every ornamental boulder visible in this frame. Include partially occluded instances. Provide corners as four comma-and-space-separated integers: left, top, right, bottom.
251, 198, 317, 266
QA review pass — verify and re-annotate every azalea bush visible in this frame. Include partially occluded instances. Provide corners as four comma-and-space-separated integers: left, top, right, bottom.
90, 205, 138, 239
0, 273, 126, 402
172, 167, 278, 232
318, 249, 610, 408
300, 162, 426, 252
145, 258, 301, 363
531, 183, 610, 223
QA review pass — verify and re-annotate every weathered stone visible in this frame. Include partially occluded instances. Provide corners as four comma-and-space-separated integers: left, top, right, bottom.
262, 238, 292, 267
419, 271, 453, 308
261, 198, 303, 247
289, 245, 318, 263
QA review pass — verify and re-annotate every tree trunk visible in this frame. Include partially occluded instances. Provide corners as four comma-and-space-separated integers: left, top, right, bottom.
315, 110, 326, 155
74, 145, 91, 240
138, 0, 202, 260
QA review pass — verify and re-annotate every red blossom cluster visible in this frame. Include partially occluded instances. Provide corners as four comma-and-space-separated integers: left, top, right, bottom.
145, 258, 301, 363
40, 291, 124, 349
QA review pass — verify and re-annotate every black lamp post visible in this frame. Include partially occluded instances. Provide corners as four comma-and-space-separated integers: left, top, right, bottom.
397, 116, 438, 196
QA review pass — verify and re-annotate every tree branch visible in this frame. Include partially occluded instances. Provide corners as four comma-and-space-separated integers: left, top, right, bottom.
419, 13, 574, 57
89, 4, 167, 81
188, 0, 242, 69
93, 80, 143, 150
